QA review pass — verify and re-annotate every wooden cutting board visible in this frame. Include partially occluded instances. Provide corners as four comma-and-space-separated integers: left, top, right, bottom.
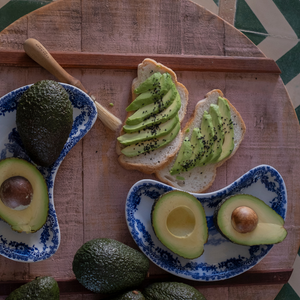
1, 0, 300, 299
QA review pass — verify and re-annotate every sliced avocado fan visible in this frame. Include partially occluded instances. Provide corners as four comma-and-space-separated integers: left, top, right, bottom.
126, 84, 178, 126
127, 73, 173, 111
118, 115, 179, 146
121, 122, 180, 157
123, 93, 181, 133
213, 194, 287, 246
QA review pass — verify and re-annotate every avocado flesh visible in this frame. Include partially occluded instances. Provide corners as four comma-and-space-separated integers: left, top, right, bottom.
121, 122, 180, 157
16, 80, 73, 167
214, 194, 287, 246
126, 85, 177, 126
134, 72, 162, 94
186, 127, 205, 170
197, 111, 215, 166
151, 190, 208, 259
217, 97, 234, 162
123, 93, 181, 133
207, 104, 224, 164
126, 73, 173, 111
169, 137, 192, 175
0, 158, 49, 233
143, 282, 207, 300
6, 276, 59, 300
72, 238, 149, 294
118, 115, 179, 146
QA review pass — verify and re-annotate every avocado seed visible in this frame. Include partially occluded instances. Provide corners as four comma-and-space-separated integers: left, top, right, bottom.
231, 206, 258, 233
0, 176, 33, 210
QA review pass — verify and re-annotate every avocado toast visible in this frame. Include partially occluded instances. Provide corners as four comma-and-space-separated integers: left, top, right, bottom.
156, 89, 246, 193
116, 58, 189, 174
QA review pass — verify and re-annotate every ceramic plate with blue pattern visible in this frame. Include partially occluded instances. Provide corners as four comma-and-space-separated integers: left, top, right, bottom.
125, 165, 287, 281
0, 83, 97, 262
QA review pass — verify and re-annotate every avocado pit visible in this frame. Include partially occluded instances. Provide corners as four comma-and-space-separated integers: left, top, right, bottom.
231, 206, 258, 233
0, 176, 33, 210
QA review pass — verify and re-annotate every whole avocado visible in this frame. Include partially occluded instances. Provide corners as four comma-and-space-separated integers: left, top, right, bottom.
16, 80, 73, 167
143, 282, 206, 300
72, 238, 150, 294
5, 276, 59, 300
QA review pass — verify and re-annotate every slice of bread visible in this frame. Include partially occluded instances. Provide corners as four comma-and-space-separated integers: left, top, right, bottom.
155, 89, 246, 193
116, 58, 189, 174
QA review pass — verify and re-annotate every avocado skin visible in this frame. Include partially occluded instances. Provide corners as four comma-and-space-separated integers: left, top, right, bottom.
143, 282, 206, 300
5, 276, 59, 300
72, 238, 150, 294
111, 290, 145, 300
16, 80, 73, 167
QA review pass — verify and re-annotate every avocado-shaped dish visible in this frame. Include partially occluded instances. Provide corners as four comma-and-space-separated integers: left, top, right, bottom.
0, 82, 97, 262
125, 164, 287, 281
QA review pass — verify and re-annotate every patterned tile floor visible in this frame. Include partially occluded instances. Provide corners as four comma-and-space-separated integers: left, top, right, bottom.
0, 0, 299, 298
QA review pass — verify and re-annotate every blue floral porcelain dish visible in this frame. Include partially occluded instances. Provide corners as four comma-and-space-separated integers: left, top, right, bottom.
125, 165, 287, 281
0, 83, 97, 262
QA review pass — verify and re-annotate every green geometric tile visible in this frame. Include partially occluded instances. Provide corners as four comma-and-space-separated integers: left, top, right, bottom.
276, 42, 300, 85
275, 283, 300, 300
235, 0, 268, 35
273, 0, 300, 39
243, 32, 267, 46
213, 0, 219, 6
0, 0, 52, 32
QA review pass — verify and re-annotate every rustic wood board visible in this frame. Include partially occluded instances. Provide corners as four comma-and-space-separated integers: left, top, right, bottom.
1, 0, 300, 299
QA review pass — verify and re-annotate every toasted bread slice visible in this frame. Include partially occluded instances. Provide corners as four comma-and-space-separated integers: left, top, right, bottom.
155, 89, 246, 193
116, 59, 189, 174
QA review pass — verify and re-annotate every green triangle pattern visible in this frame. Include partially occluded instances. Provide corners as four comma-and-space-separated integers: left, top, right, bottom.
213, 0, 220, 6
235, 0, 268, 36
276, 42, 300, 85
275, 283, 300, 300
273, 0, 300, 39
0, 0, 52, 32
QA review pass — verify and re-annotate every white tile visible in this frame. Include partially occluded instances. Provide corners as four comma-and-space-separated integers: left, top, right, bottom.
0, 0, 10, 9
257, 35, 298, 61
190, 0, 219, 15
289, 254, 300, 296
245, 0, 298, 39
286, 73, 300, 108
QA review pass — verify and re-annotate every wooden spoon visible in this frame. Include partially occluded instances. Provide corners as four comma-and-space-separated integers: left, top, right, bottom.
23, 38, 122, 132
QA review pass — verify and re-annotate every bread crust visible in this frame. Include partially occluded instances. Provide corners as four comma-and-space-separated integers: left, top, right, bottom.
116, 58, 189, 174
155, 89, 246, 193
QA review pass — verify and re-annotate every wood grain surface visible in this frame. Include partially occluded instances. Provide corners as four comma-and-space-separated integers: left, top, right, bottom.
0, 0, 300, 299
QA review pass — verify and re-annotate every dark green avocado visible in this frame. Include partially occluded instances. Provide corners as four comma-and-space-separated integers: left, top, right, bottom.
143, 282, 206, 300
5, 276, 59, 300
16, 80, 73, 167
72, 238, 149, 294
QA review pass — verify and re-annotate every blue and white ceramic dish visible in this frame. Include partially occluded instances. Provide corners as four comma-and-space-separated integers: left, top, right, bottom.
0, 83, 97, 262
125, 165, 287, 281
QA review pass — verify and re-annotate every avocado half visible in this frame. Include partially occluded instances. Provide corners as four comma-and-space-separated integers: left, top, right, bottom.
213, 194, 287, 246
151, 190, 208, 259
0, 157, 49, 233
